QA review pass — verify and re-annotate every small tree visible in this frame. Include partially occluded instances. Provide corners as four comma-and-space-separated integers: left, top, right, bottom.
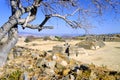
0, 0, 120, 66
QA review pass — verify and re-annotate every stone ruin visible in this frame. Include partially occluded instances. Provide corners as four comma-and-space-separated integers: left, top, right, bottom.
52, 38, 105, 56
76, 38, 105, 50
86, 34, 120, 42
52, 42, 88, 56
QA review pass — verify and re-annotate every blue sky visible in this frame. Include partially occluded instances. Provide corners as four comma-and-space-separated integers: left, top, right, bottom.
0, 0, 120, 36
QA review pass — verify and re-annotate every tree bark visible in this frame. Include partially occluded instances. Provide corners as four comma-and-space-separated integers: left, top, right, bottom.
0, 18, 17, 40
0, 28, 18, 67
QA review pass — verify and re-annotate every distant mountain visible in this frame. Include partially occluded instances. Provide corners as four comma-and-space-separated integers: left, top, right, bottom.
19, 32, 82, 37
19, 32, 120, 37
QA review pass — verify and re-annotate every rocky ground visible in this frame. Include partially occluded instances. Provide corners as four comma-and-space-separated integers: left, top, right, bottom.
17, 37, 120, 71
0, 46, 120, 80
0, 36, 120, 80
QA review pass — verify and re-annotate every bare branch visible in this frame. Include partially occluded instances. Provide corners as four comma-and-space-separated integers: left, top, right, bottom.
65, 8, 80, 17
23, 23, 53, 30
38, 15, 51, 31
0, 0, 42, 40
50, 14, 80, 28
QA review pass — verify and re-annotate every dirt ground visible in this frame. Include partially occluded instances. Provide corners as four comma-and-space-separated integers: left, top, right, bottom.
16, 37, 120, 71
70, 42, 120, 71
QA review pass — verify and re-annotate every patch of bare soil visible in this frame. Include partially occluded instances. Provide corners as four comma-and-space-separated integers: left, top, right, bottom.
70, 42, 120, 71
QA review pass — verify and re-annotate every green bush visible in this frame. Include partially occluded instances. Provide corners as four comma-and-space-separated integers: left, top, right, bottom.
0, 70, 22, 80
55, 36, 62, 41
24, 38, 30, 43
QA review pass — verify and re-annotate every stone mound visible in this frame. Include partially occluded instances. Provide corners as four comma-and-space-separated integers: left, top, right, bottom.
76, 40, 105, 50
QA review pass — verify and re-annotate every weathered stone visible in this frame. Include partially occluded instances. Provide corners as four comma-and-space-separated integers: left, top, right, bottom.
55, 63, 65, 70
13, 47, 23, 58
31, 53, 39, 60
69, 59, 77, 67
63, 69, 70, 76
61, 74, 75, 80
36, 58, 56, 70
44, 68, 55, 76
69, 46, 78, 54
31, 76, 37, 80
23, 72, 28, 80
61, 75, 70, 80
79, 64, 89, 70
36, 58, 44, 68
13, 47, 23, 52
21, 60, 33, 69
60, 60, 68, 67
52, 45, 66, 54
69, 46, 87, 56
52, 55, 57, 60
39, 51, 47, 57
70, 74, 75, 80
46, 61, 56, 69
76, 69, 82, 75
54, 63, 65, 75
89, 71, 97, 80
53, 43, 88, 57
8, 52, 14, 60
76, 40, 105, 50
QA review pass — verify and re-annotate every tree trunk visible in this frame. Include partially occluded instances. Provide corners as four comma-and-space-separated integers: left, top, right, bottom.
0, 18, 17, 40
0, 28, 18, 67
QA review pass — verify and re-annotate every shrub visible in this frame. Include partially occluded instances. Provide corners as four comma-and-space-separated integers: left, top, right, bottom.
0, 70, 22, 80
55, 36, 62, 41
24, 38, 31, 43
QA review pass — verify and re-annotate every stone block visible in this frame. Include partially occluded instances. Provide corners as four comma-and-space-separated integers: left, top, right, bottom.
52, 45, 66, 54
69, 46, 78, 54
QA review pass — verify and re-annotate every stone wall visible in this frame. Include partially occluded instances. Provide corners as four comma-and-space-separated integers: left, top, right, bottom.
52, 45, 66, 54
52, 45, 87, 56
86, 35, 120, 42
76, 40, 105, 50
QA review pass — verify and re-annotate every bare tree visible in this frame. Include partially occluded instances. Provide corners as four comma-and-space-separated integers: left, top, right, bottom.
0, 0, 120, 66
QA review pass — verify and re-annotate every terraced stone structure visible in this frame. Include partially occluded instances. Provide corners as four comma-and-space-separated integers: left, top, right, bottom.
52, 43, 87, 56
76, 38, 105, 50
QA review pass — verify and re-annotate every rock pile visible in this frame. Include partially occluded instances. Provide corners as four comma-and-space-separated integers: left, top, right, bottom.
0, 46, 120, 80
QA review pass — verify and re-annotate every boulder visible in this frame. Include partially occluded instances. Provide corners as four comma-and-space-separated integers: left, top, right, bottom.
63, 69, 70, 76
89, 71, 97, 80
23, 72, 28, 80
60, 60, 68, 67
46, 61, 56, 69
44, 68, 55, 76
36, 58, 45, 68
31, 53, 39, 60
13, 47, 23, 58
30, 76, 37, 80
